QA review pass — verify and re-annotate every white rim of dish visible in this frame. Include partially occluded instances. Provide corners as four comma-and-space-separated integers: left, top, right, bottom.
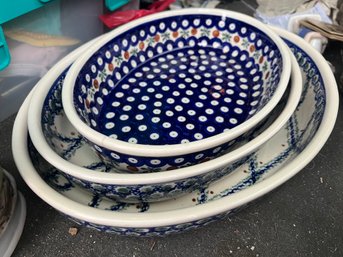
28, 41, 300, 185
62, 8, 291, 157
14, 28, 338, 228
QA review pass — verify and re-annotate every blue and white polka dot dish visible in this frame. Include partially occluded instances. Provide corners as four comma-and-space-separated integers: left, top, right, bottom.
15, 28, 338, 236
62, 9, 291, 172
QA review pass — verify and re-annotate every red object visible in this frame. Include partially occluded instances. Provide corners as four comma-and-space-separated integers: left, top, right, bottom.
100, 0, 176, 29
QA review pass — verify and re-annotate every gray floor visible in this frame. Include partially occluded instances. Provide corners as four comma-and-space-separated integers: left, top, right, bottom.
2, 1, 343, 257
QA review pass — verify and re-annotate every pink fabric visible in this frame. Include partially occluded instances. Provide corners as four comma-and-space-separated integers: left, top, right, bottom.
99, 0, 176, 29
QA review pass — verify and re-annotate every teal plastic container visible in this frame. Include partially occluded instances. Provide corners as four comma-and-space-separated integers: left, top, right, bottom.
0, 0, 53, 70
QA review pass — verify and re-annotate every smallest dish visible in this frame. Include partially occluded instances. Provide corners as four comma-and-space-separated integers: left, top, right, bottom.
62, 9, 291, 172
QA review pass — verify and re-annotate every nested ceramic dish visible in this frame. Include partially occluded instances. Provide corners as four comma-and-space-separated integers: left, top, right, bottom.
28, 36, 300, 203
12, 27, 339, 236
0, 168, 25, 257
0, 167, 17, 238
62, 8, 291, 172
14, 28, 338, 235
0, 193, 25, 257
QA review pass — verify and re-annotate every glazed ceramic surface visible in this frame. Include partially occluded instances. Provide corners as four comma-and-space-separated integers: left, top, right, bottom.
14, 28, 338, 236
28, 36, 300, 202
40, 57, 298, 203
62, 9, 291, 171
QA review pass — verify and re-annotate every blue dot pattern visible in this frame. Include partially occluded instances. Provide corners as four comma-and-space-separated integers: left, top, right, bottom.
93, 47, 265, 145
